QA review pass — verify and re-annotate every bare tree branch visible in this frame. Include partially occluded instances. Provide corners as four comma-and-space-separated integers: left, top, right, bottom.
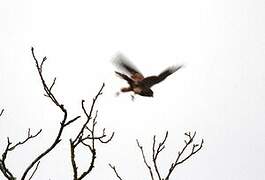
0, 138, 16, 180
2, 48, 114, 180
28, 161, 40, 180
110, 131, 203, 180
0, 109, 15, 180
165, 131, 204, 180
9, 129, 42, 151
73, 84, 104, 144
70, 83, 114, 180
152, 131, 168, 180
21, 47, 81, 180
0, 109, 4, 117
0, 127, 42, 180
109, 164, 123, 180
49, 77, 56, 92
136, 140, 154, 180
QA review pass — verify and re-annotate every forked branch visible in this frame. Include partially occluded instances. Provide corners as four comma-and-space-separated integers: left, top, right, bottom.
110, 131, 203, 180
20, 48, 81, 180
70, 83, 114, 180
165, 132, 203, 180
152, 131, 168, 180
136, 140, 154, 180
0, 113, 42, 180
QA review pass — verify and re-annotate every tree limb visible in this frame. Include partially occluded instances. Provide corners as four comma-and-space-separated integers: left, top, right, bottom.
0, 109, 4, 117
0, 127, 42, 180
109, 164, 123, 180
165, 132, 204, 180
152, 131, 168, 180
110, 131, 203, 180
136, 139, 154, 180
70, 83, 114, 180
21, 47, 81, 180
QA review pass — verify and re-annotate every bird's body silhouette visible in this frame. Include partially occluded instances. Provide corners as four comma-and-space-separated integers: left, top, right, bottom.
113, 54, 183, 98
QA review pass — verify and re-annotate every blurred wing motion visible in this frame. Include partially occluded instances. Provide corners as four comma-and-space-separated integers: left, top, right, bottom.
112, 53, 144, 81
141, 65, 183, 88
115, 71, 133, 84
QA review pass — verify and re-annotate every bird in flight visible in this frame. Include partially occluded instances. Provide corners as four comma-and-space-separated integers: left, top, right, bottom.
113, 54, 183, 100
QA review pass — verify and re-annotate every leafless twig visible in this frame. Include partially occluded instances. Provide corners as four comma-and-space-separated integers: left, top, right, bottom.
28, 161, 40, 180
0, 127, 42, 180
9, 129, 42, 151
20, 47, 81, 180
70, 83, 114, 180
110, 131, 203, 180
152, 131, 168, 180
136, 140, 154, 180
0, 109, 4, 117
165, 131, 203, 180
109, 164, 123, 180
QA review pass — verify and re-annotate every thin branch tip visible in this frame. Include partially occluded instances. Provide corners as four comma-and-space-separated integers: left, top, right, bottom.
0, 109, 4, 116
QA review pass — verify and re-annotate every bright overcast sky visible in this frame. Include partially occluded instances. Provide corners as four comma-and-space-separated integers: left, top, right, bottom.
1, 0, 265, 179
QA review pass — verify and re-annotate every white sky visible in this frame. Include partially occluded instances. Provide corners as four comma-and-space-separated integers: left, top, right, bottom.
1, 0, 265, 179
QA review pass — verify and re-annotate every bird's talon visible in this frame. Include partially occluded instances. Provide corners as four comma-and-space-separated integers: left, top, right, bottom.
131, 95, 135, 101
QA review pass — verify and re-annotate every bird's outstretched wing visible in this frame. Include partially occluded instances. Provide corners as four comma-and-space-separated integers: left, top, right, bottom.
115, 71, 133, 86
113, 53, 144, 81
115, 71, 133, 84
141, 65, 183, 88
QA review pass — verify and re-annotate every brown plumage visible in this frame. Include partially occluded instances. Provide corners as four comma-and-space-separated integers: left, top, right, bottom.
113, 54, 183, 98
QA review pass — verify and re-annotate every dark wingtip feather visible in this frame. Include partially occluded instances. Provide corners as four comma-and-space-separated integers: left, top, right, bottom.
156, 65, 183, 82
162, 65, 183, 75
170, 65, 183, 73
